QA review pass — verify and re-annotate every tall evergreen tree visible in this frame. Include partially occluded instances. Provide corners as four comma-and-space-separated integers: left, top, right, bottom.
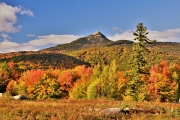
125, 23, 156, 101
132, 23, 156, 74
133, 23, 156, 44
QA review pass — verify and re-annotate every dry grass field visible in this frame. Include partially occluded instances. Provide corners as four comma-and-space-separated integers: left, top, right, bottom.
0, 96, 180, 120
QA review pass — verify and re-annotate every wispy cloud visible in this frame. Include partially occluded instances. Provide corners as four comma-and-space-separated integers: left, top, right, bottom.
0, 2, 34, 33
0, 40, 38, 53
148, 29, 180, 42
0, 34, 81, 53
25, 34, 81, 46
19, 6, 34, 17
108, 29, 180, 42
0, 33, 11, 41
27, 34, 36, 37
108, 29, 134, 41
112, 27, 122, 33
112, 27, 120, 31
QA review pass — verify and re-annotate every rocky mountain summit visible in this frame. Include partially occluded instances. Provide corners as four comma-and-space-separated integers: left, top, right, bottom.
89, 31, 106, 38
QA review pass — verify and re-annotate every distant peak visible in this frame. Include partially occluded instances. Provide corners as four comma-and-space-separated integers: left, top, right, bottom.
91, 31, 106, 38
92, 31, 101, 35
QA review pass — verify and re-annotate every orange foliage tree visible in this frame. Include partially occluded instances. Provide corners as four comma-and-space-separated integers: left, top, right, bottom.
6, 80, 15, 92
147, 60, 176, 102
26, 69, 45, 86
45, 69, 61, 80
74, 65, 93, 79
26, 69, 45, 96
117, 71, 128, 100
58, 70, 75, 91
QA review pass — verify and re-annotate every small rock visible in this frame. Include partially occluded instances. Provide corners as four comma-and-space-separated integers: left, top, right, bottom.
99, 108, 122, 116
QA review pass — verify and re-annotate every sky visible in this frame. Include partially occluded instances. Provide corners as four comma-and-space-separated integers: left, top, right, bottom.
1, 0, 180, 53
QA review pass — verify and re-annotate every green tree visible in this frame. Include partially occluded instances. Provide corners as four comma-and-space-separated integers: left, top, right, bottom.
87, 79, 100, 100
69, 78, 89, 99
172, 62, 180, 101
100, 60, 119, 99
125, 23, 156, 101
85, 64, 102, 99
133, 23, 156, 44
12, 81, 27, 95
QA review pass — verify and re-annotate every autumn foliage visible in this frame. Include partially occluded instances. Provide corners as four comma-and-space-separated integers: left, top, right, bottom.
74, 65, 93, 79
58, 71, 75, 91
147, 60, 176, 102
6, 80, 15, 92
26, 70, 45, 86
0, 56, 180, 101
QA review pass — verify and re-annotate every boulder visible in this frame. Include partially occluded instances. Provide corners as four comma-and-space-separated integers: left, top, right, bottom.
12, 95, 26, 100
99, 108, 122, 116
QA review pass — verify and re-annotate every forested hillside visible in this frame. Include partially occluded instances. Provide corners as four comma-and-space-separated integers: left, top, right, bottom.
0, 53, 90, 70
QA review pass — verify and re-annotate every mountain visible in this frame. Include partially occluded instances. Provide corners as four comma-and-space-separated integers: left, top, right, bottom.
42, 31, 113, 52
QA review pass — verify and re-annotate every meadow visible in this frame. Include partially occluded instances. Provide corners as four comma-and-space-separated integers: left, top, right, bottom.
0, 96, 180, 120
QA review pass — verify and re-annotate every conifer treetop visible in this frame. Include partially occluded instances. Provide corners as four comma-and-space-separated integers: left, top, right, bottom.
133, 23, 156, 43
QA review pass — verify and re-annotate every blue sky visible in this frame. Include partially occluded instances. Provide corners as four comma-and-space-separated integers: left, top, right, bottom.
0, 0, 180, 53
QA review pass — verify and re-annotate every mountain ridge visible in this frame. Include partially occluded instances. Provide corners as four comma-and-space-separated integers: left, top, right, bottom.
42, 31, 113, 52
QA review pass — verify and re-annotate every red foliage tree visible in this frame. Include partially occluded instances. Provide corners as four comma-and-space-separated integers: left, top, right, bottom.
26, 70, 45, 86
